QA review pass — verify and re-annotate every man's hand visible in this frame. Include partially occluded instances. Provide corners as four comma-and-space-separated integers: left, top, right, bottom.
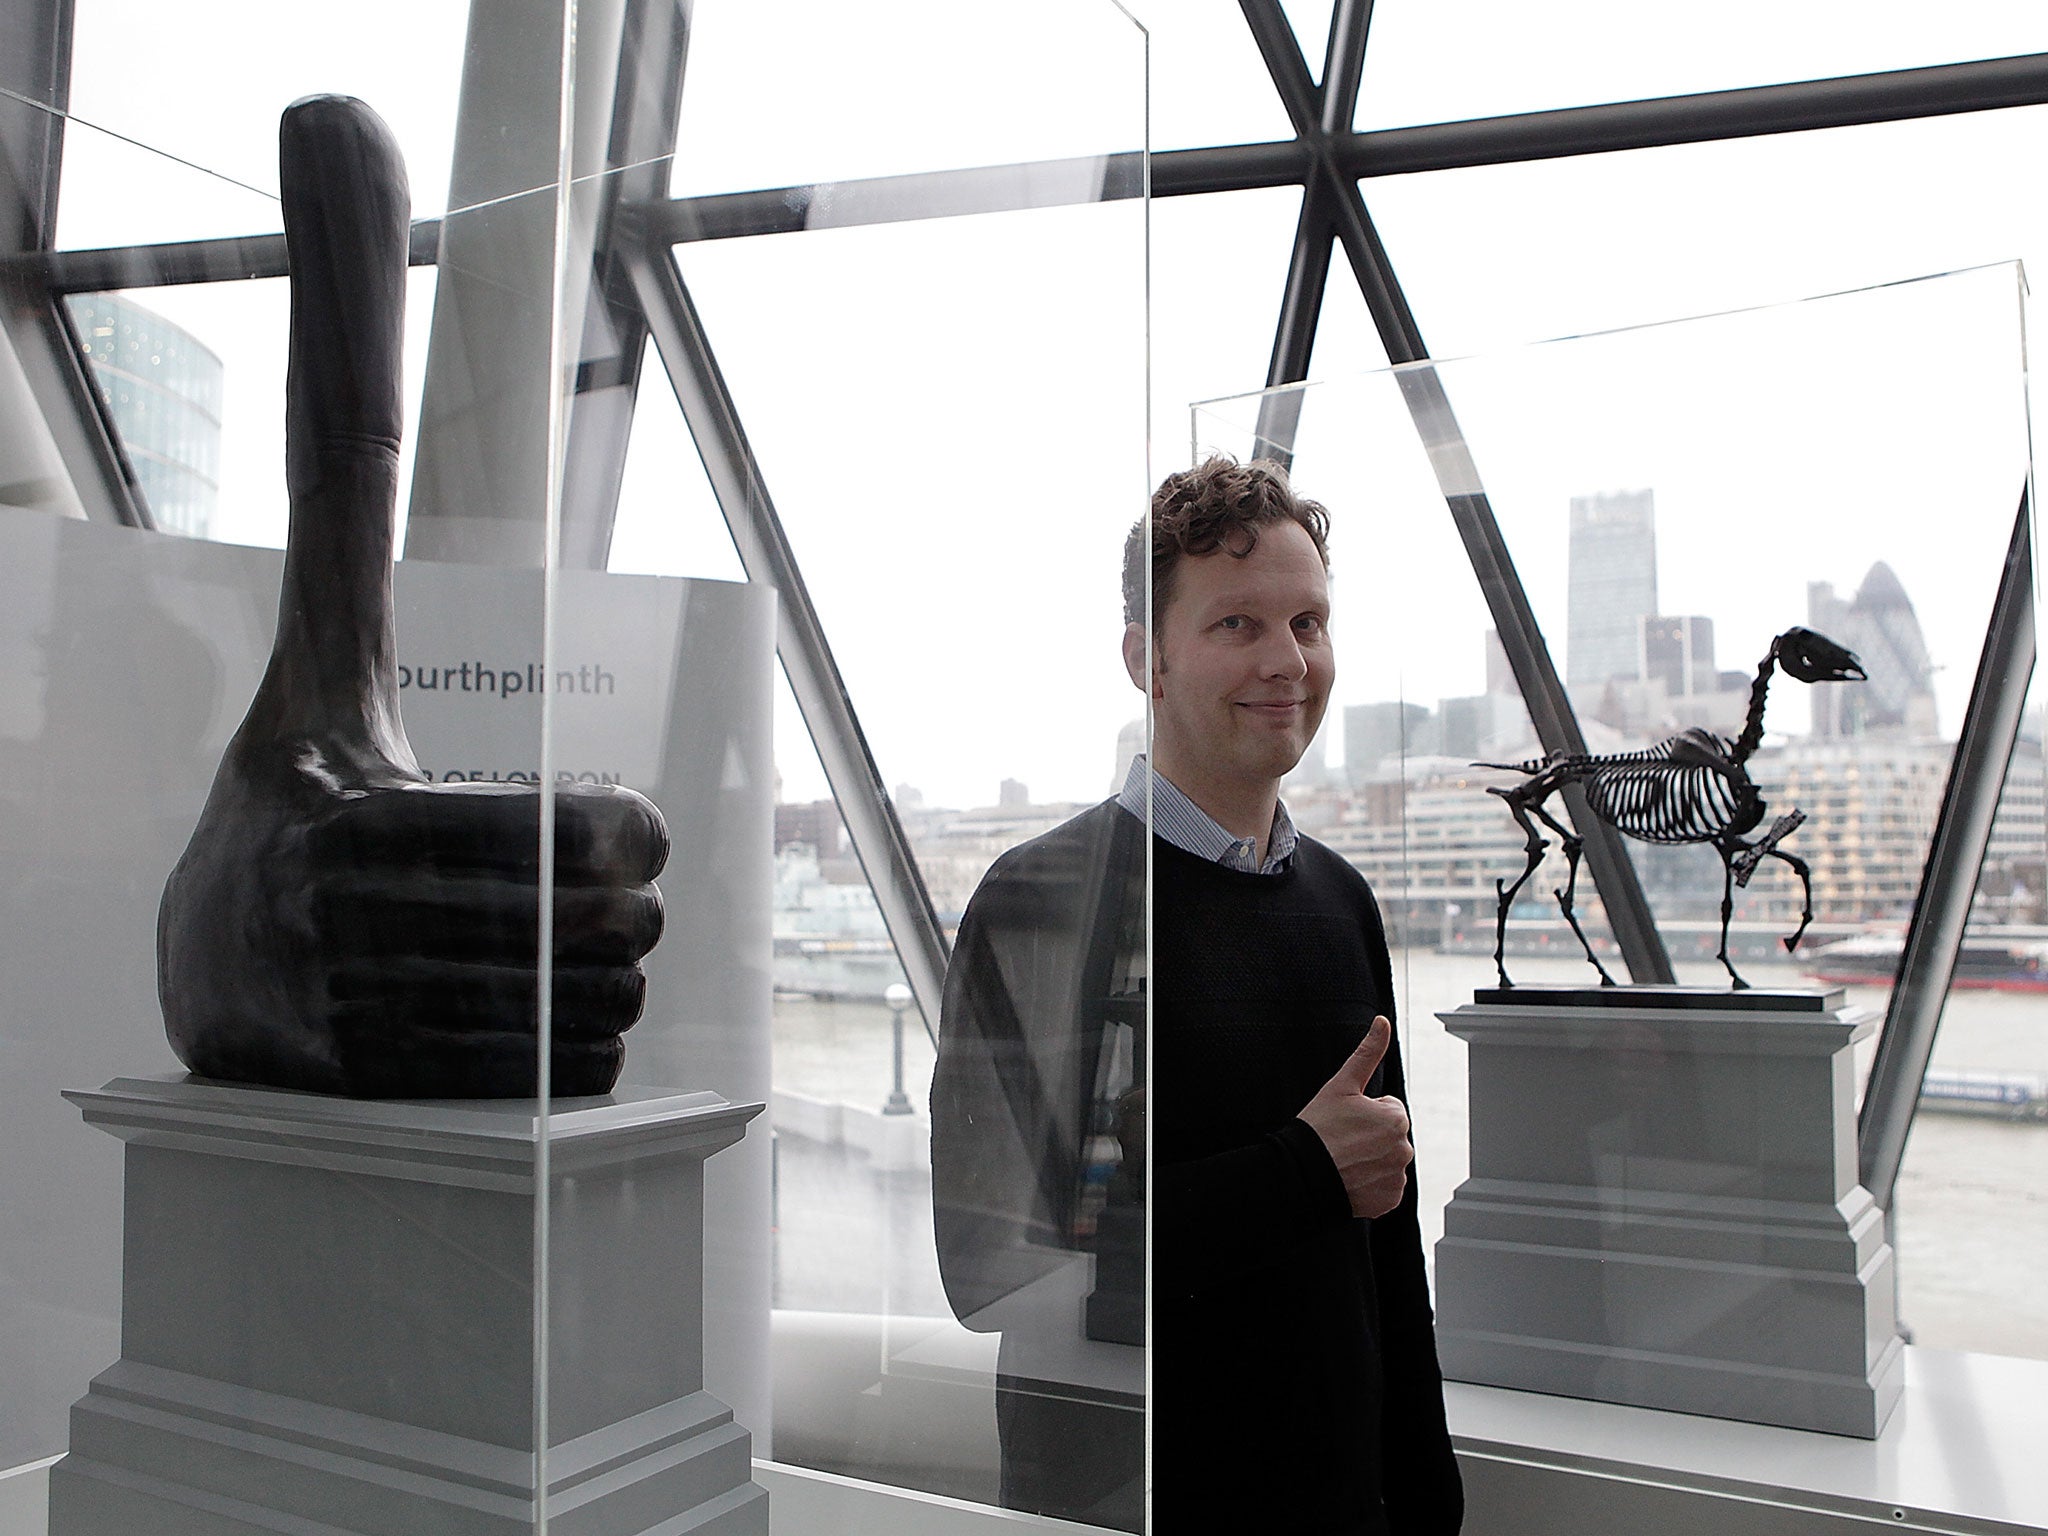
155, 96, 666, 1100
1296, 1016, 1412, 1219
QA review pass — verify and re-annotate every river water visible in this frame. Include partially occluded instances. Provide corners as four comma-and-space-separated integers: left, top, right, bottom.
772, 948, 2048, 1359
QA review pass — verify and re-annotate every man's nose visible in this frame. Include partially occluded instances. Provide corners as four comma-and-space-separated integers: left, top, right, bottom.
1257, 629, 1309, 680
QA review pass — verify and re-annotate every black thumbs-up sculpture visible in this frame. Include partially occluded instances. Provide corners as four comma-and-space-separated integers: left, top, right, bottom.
157, 96, 668, 1098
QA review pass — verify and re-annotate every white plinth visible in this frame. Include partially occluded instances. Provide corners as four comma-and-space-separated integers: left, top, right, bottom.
46, 1074, 767, 1535
1434, 986, 1903, 1438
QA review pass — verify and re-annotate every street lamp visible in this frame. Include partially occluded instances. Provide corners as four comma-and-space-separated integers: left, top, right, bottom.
882, 981, 915, 1116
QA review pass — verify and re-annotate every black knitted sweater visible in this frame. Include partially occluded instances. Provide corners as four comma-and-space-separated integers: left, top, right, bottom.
1150, 829, 1463, 1535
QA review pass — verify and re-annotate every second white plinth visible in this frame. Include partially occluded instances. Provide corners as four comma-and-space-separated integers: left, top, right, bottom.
1433, 986, 1903, 1438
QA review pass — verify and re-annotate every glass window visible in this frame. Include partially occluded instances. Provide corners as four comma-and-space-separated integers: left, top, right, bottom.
672, 2, 1158, 193
66, 268, 440, 548
668, 198, 1146, 814
1143, 4, 1300, 152
1362, 106, 2048, 356
1278, 0, 1333, 85
1355, 1, 2048, 130
1148, 185, 1346, 462
25, 1, 1149, 1520
59, 0, 472, 245
63, 271, 439, 548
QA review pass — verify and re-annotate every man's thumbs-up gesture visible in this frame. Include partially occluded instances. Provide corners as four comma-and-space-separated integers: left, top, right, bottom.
1296, 1015, 1413, 1219
156, 96, 667, 1099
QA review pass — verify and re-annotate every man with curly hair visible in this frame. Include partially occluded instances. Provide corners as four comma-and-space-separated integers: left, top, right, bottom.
933, 456, 1463, 1534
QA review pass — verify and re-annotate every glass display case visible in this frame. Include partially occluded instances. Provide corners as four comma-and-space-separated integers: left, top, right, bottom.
1189, 264, 2043, 1427
0, 2, 1148, 1532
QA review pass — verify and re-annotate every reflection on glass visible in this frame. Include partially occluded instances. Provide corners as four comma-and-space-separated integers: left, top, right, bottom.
931, 780, 1145, 1527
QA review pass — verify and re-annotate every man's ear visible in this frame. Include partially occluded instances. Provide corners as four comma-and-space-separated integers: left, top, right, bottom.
1122, 621, 1152, 694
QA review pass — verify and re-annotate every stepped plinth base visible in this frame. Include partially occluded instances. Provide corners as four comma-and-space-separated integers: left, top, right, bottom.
47, 1074, 766, 1534
1435, 987, 1902, 1439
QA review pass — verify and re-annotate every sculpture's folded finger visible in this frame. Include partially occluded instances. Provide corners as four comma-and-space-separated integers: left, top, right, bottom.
326, 956, 648, 1037
554, 783, 671, 886
307, 781, 668, 885
312, 873, 663, 966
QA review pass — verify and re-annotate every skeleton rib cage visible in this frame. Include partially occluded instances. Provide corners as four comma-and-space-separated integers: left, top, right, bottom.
1513, 732, 1757, 846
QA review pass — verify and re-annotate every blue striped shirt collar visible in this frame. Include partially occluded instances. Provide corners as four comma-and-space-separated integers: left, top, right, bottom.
1116, 754, 1297, 875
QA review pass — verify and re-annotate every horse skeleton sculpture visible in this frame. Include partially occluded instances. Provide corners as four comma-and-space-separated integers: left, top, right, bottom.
1481, 626, 1865, 990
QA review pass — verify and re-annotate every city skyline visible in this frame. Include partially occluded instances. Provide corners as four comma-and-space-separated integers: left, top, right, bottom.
774, 537, 2038, 945
1334, 527, 1949, 786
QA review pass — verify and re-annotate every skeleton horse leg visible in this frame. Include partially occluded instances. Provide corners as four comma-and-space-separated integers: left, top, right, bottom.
1488, 785, 1551, 989
1712, 837, 1750, 989
1733, 811, 1814, 956
1531, 798, 1616, 986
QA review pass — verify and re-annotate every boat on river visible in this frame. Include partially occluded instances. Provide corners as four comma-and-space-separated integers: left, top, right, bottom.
1920, 1069, 2048, 1122
1800, 931, 2048, 992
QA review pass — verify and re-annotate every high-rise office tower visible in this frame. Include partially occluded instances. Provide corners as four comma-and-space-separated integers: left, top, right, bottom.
1567, 489, 1658, 692
1640, 614, 1715, 698
1808, 562, 1937, 737
65, 294, 223, 539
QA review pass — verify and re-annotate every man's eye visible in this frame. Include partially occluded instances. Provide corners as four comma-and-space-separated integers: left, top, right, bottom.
1294, 614, 1326, 634
1218, 615, 1246, 630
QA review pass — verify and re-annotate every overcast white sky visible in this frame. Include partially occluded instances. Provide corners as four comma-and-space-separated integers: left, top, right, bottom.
43, 0, 2048, 807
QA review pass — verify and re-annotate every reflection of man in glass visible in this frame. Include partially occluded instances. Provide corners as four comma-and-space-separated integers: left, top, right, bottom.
932, 457, 1463, 1533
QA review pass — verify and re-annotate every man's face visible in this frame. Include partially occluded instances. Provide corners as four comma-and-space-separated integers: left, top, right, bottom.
1123, 519, 1334, 808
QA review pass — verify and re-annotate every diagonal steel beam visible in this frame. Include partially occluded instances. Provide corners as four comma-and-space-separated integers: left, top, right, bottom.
0, 0, 145, 526
1324, 172, 1424, 357
1238, 0, 1322, 137
1249, 181, 1333, 466
625, 239, 948, 1043
1319, 0, 1374, 138
1860, 490, 2035, 1207
1, 0, 72, 253
1230, 0, 1671, 981
1247, 0, 1374, 466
